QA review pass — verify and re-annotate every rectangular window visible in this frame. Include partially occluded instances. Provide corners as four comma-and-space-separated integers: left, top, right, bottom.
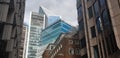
88, 6, 93, 18
90, 26, 96, 38
81, 37, 86, 48
69, 40, 73, 44
78, 6, 83, 17
79, 19, 84, 31
93, 45, 99, 58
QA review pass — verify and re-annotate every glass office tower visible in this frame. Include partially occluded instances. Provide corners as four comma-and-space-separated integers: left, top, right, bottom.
47, 16, 61, 27
27, 12, 44, 58
41, 20, 73, 45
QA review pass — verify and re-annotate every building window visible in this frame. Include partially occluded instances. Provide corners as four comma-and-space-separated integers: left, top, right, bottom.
78, 6, 83, 17
93, 1, 99, 17
88, 6, 93, 18
90, 26, 96, 38
74, 39, 80, 45
93, 45, 99, 58
96, 17, 102, 33
81, 37, 86, 48
79, 19, 84, 31
75, 48, 80, 55
68, 48, 74, 55
69, 40, 73, 44
102, 10, 110, 27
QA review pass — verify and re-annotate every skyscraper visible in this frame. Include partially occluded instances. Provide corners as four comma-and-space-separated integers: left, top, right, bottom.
27, 12, 44, 58
0, 0, 26, 58
77, 0, 120, 58
41, 20, 74, 45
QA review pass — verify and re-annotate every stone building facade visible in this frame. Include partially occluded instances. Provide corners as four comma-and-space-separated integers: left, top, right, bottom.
43, 32, 82, 58
0, 0, 25, 58
77, 0, 120, 58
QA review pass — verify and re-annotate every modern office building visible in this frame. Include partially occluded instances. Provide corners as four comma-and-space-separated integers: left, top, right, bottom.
0, 0, 25, 58
39, 20, 74, 58
27, 12, 44, 58
47, 16, 61, 26
41, 20, 74, 45
39, 6, 56, 28
77, 0, 120, 58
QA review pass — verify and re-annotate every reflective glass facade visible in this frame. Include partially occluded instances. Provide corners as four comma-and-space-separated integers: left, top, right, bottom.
41, 20, 73, 45
47, 16, 60, 26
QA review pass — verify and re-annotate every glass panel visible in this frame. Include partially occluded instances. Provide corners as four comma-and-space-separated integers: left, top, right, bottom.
81, 37, 86, 48
78, 6, 83, 17
102, 10, 110, 26
90, 26, 96, 38
93, 45, 99, 58
88, 6, 93, 18
79, 19, 84, 31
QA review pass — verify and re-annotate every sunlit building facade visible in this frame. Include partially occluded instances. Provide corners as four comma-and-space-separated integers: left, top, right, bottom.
77, 0, 120, 58
27, 12, 44, 58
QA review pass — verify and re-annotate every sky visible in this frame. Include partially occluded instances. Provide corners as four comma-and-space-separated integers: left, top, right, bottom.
24, 0, 78, 26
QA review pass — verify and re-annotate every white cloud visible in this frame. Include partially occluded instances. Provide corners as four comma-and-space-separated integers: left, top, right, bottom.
24, 0, 78, 26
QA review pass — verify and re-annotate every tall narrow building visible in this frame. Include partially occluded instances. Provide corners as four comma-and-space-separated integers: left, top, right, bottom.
0, 0, 26, 58
27, 12, 44, 58
77, 0, 120, 58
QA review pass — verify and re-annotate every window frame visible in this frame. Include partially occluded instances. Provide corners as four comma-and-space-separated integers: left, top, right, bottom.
88, 6, 93, 19
90, 26, 96, 38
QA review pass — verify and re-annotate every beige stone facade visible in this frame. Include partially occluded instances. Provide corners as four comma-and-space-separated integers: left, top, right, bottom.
77, 0, 120, 58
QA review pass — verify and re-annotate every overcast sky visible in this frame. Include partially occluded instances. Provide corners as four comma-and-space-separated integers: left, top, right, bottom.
24, 0, 78, 26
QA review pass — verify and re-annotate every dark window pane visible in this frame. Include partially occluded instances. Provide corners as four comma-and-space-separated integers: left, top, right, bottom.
93, 45, 99, 58
78, 6, 83, 17
79, 19, 84, 31
90, 26, 96, 38
93, 1, 99, 17
102, 10, 110, 26
88, 6, 93, 18
81, 37, 86, 48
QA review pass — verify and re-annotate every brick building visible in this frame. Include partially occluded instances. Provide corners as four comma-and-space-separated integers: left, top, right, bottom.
77, 0, 120, 58
0, 0, 25, 58
43, 32, 82, 58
